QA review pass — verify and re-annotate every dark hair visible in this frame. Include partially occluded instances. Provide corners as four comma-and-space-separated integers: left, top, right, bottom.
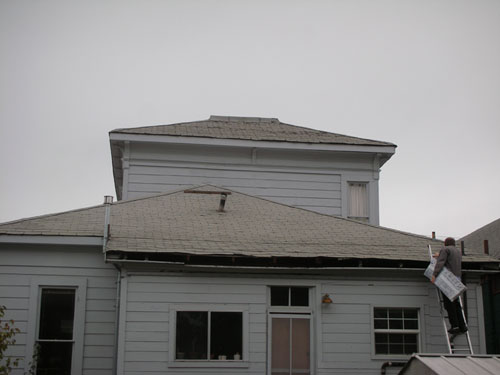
444, 237, 456, 246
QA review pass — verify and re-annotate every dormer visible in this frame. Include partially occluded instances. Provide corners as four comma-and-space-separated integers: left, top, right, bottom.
109, 116, 396, 225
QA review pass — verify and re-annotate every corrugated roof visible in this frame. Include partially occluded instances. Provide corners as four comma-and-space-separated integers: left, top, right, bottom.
110, 115, 396, 147
0, 186, 497, 266
399, 354, 500, 375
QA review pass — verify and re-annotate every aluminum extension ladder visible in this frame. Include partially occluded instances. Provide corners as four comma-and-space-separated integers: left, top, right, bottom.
435, 289, 474, 354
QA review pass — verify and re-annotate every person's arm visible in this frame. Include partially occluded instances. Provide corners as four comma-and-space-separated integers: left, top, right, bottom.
432, 248, 449, 281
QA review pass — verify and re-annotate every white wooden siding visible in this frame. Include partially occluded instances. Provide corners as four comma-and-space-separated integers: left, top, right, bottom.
120, 271, 483, 375
0, 246, 118, 375
122, 142, 380, 222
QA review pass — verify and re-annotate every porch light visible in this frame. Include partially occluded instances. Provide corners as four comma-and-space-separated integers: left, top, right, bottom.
322, 294, 333, 304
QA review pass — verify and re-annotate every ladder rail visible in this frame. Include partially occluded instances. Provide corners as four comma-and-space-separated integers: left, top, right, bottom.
435, 289, 473, 354
436, 288, 453, 354
458, 295, 474, 354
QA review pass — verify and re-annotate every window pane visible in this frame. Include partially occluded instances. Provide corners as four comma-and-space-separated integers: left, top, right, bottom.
374, 308, 387, 319
388, 309, 403, 319
39, 289, 75, 340
290, 287, 309, 307
404, 334, 417, 344
375, 343, 388, 354
211, 312, 242, 360
389, 343, 404, 354
36, 342, 73, 375
389, 319, 403, 329
272, 318, 290, 375
348, 183, 368, 218
404, 309, 418, 319
374, 319, 388, 329
291, 318, 310, 375
176, 312, 208, 359
404, 319, 418, 330
271, 287, 289, 306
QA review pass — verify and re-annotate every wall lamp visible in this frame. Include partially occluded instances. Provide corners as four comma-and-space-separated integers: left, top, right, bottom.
322, 294, 333, 304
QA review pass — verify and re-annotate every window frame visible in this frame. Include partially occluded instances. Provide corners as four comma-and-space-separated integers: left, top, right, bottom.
371, 306, 421, 359
26, 276, 87, 375
268, 286, 313, 314
168, 304, 249, 368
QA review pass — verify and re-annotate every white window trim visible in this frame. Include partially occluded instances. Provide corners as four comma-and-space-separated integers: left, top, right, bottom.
168, 304, 249, 368
26, 276, 87, 375
370, 305, 423, 360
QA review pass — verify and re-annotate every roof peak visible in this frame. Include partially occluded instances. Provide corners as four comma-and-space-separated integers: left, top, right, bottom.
209, 115, 279, 123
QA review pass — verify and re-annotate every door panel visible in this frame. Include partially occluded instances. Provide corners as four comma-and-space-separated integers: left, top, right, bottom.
271, 316, 310, 375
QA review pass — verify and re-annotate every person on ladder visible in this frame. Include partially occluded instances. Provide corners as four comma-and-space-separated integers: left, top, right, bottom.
431, 237, 468, 335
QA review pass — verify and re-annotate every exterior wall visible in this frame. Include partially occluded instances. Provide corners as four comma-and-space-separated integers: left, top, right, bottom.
118, 269, 485, 375
0, 245, 118, 375
121, 142, 381, 224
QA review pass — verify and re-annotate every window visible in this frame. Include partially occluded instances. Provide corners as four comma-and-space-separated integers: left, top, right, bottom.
373, 308, 419, 355
175, 311, 243, 360
270, 287, 309, 307
348, 182, 369, 222
36, 288, 76, 375
27, 277, 86, 375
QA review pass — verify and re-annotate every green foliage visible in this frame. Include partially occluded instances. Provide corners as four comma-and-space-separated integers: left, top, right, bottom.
0, 305, 20, 375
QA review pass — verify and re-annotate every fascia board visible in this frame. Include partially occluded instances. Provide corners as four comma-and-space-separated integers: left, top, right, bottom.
109, 133, 396, 155
0, 235, 103, 246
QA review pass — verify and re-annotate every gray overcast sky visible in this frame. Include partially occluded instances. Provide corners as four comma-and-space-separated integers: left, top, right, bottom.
1, 0, 499, 240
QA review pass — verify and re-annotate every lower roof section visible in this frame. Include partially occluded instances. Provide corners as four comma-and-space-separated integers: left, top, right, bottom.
399, 354, 500, 375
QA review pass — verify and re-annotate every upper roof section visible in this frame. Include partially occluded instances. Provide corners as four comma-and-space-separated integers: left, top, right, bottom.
0, 185, 497, 270
461, 217, 500, 259
110, 115, 396, 147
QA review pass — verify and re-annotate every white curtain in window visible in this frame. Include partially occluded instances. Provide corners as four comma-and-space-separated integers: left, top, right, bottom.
349, 183, 368, 218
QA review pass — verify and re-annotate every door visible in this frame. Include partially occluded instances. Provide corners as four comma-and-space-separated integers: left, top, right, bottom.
270, 315, 311, 375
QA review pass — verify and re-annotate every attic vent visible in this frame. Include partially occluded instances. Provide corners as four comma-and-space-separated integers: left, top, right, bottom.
184, 190, 232, 212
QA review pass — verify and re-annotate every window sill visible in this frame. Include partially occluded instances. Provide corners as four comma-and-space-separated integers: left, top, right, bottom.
372, 354, 413, 361
168, 360, 249, 368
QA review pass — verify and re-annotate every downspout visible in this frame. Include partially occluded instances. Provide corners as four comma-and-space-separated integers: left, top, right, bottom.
102, 196, 121, 374
112, 263, 122, 375
103, 195, 113, 256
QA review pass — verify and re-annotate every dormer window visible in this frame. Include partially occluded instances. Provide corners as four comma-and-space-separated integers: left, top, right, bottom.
348, 182, 369, 222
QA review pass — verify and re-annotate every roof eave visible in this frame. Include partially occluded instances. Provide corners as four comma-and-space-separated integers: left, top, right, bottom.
0, 235, 103, 246
109, 132, 397, 154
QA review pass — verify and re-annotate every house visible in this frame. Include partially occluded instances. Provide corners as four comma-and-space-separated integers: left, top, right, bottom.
0, 116, 498, 375
461, 218, 500, 354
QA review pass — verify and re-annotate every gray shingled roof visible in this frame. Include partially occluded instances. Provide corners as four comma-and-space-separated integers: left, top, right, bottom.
110, 115, 396, 147
0, 186, 496, 266
461, 218, 500, 259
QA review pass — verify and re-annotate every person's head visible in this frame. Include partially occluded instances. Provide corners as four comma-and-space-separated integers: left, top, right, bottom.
444, 237, 456, 246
